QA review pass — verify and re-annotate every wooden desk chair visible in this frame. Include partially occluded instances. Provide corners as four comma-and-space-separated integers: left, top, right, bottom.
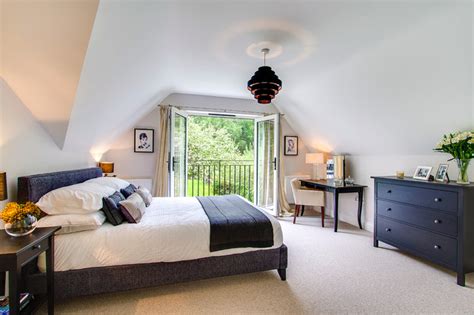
290, 178, 325, 226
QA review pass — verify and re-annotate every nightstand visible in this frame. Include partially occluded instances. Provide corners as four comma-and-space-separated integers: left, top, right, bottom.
0, 227, 60, 314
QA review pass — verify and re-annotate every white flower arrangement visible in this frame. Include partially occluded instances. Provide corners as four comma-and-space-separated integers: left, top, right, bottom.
434, 130, 474, 160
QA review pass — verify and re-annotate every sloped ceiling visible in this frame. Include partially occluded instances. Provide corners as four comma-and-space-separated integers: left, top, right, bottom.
1, 0, 99, 148
4, 1, 472, 154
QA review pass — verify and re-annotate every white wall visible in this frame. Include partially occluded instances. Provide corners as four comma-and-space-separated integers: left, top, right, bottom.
0, 79, 94, 208
103, 107, 160, 179
278, 4, 473, 231
281, 118, 312, 178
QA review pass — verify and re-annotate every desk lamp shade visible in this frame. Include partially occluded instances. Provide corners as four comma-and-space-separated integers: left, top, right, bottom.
98, 162, 114, 174
0, 172, 7, 201
305, 153, 325, 164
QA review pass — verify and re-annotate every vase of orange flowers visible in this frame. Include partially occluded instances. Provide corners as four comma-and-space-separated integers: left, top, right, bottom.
1, 202, 40, 237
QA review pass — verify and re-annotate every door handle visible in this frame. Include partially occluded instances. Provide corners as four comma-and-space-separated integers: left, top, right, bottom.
272, 157, 277, 170
172, 156, 177, 172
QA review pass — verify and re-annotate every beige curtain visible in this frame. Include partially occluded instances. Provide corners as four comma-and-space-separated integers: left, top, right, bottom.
153, 105, 170, 197
278, 116, 291, 216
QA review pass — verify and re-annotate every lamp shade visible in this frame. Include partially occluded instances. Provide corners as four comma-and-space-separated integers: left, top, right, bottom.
0, 172, 7, 201
98, 162, 114, 174
247, 66, 282, 104
305, 153, 325, 164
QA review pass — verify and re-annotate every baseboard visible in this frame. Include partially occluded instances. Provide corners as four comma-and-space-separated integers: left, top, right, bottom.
364, 221, 374, 233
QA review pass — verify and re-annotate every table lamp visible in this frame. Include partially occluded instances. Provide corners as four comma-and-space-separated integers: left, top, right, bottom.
0, 172, 7, 200
98, 162, 114, 177
305, 153, 326, 180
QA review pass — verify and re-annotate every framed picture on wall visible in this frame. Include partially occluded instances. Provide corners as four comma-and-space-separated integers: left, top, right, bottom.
134, 128, 154, 153
284, 136, 298, 156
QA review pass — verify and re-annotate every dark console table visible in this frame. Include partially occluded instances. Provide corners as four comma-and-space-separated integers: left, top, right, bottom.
372, 176, 474, 286
0, 227, 60, 314
300, 179, 366, 232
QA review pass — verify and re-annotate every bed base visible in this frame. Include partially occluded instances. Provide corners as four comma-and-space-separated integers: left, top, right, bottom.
26, 245, 287, 300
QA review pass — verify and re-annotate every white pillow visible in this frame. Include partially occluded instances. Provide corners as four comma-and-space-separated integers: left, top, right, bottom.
37, 212, 106, 235
136, 186, 153, 207
85, 177, 130, 191
36, 182, 115, 215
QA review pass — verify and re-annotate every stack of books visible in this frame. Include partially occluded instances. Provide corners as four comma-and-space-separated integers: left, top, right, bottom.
0, 293, 34, 314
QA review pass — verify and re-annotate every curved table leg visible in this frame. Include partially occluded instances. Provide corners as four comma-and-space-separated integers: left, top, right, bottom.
357, 190, 363, 229
334, 191, 339, 232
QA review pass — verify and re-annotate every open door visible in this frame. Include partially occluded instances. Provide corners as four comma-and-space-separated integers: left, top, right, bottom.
254, 114, 280, 216
169, 108, 188, 197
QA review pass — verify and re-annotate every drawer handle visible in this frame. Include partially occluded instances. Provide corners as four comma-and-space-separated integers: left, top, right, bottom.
387, 190, 392, 194
386, 208, 392, 211
434, 219, 441, 224
385, 228, 391, 232
434, 198, 442, 203
32, 244, 41, 250
434, 245, 441, 250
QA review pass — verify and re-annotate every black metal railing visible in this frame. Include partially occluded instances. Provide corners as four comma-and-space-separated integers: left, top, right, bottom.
187, 160, 254, 201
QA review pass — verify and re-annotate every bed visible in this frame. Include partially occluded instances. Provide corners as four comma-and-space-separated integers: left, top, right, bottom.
17, 168, 288, 299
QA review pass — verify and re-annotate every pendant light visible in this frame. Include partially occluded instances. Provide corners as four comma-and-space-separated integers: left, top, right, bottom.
247, 48, 282, 104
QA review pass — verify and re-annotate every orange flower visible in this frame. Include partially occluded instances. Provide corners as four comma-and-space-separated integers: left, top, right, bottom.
0, 202, 41, 224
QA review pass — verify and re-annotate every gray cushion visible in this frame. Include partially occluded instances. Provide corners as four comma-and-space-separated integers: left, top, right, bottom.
102, 191, 126, 226
119, 193, 146, 223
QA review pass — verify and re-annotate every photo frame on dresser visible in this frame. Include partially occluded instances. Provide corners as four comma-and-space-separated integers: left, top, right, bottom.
435, 164, 449, 182
413, 166, 432, 180
134, 128, 154, 153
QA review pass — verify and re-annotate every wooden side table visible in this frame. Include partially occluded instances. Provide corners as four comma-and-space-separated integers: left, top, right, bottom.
0, 227, 60, 314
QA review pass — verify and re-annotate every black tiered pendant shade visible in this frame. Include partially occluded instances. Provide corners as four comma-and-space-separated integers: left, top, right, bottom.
247, 65, 282, 104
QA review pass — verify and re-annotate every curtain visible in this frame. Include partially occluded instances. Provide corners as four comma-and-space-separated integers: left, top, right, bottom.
153, 105, 170, 197
278, 115, 291, 216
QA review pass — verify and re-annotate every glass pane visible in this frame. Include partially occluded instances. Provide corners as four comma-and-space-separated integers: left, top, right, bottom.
256, 119, 275, 209
186, 116, 254, 201
173, 114, 186, 196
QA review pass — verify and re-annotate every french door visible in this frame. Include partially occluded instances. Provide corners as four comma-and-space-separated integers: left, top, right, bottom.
254, 114, 280, 216
169, 108, 188, 197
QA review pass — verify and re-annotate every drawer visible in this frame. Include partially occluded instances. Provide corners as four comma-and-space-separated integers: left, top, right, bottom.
377, 217, 457, 268
377, 200, 457, 237
17, 237, 49, 265
377, 182, 457, 213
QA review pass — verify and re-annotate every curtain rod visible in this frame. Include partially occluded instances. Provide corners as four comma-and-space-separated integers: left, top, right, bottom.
159, 104, 283, 117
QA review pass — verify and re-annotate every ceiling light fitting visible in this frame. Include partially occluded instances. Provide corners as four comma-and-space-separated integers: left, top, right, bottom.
247, 48, 282, 104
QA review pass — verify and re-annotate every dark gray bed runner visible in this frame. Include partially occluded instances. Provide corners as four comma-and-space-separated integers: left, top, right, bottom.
197, 195, 274, 252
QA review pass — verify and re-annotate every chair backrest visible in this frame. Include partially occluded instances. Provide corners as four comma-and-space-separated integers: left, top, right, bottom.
290, 178, 325, 206
290, 178, 301, 202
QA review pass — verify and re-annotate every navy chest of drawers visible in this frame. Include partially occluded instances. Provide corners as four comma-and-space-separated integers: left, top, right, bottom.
372, 176, 474, 286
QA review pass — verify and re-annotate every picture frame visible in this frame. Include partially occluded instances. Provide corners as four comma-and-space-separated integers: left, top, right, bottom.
134, 128, 154, 153
435, 164, 449, 182
284, 136, 298, 156
413, 166, 432, 180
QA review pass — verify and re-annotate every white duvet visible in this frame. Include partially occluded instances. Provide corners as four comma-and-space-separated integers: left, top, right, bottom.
39, 197, 283, 272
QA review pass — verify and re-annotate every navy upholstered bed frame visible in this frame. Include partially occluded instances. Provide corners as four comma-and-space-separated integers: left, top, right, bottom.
17, 168, 287, 300
17, 167, 103, 203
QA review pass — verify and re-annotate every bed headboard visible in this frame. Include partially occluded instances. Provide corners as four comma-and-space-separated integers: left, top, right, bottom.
17, 167, 103, 203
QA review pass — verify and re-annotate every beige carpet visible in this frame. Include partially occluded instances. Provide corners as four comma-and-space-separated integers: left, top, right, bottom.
40, 211, 474, 314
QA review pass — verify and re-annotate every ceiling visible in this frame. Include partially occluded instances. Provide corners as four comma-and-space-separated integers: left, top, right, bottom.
1, 0, 99, 148
3, 0, 473, 155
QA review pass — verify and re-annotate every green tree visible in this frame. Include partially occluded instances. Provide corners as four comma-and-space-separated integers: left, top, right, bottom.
188, 119, 241, 161
190, 116, 254, 155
